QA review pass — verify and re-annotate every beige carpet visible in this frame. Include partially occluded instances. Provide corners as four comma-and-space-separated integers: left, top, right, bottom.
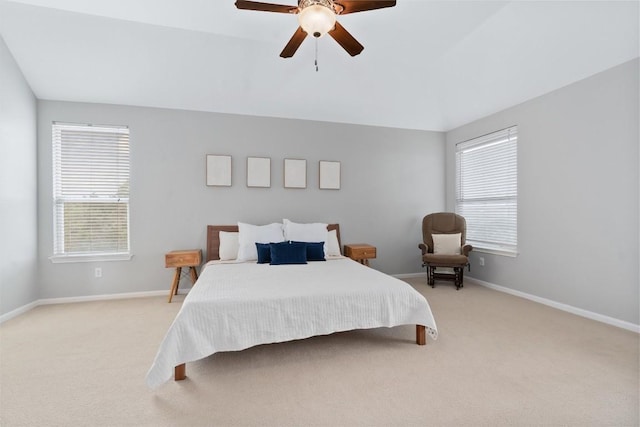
0, 278, 638, 426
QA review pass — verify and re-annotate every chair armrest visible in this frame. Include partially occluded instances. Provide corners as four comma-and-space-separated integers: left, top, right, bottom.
418, 243, 430, 255
462, 244, 473, 256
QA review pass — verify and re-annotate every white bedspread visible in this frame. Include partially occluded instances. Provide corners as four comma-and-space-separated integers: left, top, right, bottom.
146, 257, 437, 389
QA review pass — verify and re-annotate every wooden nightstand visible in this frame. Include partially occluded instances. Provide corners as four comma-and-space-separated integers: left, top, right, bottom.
165, 249, 202, 303
344, 244, 377, 266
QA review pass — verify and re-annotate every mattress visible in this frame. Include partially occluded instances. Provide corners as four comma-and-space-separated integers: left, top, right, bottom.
146, 257, 437, 388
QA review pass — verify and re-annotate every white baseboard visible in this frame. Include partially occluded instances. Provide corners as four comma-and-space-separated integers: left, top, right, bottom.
466, 276, 640, 333
38, 290, 169, 306
0, 300, 40, 324
392, 272, 424, 279
0, 288, 191, 324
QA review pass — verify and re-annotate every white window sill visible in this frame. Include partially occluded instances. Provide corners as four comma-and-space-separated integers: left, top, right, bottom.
471, 247, 518, 258
49, 253, 133, 264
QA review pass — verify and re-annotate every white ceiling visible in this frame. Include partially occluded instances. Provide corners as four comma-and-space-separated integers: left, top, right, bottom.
1, 0, 638, 131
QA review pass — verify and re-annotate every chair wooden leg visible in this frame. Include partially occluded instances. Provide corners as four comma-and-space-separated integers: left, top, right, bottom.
425, 263, 467, 290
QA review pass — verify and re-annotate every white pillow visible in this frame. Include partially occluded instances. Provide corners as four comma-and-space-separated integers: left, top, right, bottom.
283, 219, 328, 242
325, 229, 342, 257
432, 233, 461, 255
237, 222, 285, 262
218, 231, 239, 261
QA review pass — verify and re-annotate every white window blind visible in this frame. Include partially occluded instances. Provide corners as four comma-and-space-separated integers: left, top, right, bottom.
455, 126, 518, 255
52, 122, 130, 259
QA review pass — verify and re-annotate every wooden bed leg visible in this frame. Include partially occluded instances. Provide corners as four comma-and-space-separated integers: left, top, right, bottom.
175, 364, 186, 381
416, 325, 426, 345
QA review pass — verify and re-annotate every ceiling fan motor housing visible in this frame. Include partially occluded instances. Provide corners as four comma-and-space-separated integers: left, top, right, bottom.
298, 0, 336, 12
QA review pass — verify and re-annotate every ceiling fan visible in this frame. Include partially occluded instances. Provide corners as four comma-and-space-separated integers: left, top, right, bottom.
235, 0, 396, 58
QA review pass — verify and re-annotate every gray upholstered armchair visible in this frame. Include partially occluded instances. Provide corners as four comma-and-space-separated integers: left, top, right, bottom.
418, 212, 472, 290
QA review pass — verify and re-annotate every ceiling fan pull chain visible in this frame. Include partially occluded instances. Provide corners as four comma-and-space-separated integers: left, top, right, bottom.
315, 38, 319, 72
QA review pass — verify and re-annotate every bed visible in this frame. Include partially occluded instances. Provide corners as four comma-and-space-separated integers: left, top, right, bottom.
146, 224, 438, 389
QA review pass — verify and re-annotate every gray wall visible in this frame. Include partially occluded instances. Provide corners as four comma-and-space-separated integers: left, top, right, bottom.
9, 50, 638, 328
0, 35, 39, 314
445, 59, 639, 325
36, 101, 445, 300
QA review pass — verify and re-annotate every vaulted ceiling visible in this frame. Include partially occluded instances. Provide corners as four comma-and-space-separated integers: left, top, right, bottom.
1, 0, 638, 131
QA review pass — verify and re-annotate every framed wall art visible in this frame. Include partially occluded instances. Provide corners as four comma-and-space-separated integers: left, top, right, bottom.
206, 154, 232, 187
247, 157, 271, 188
284, 158, 307, 189
319, 160, 341, 190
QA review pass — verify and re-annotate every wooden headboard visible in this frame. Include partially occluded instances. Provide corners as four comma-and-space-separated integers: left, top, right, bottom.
206, 224, 342, 262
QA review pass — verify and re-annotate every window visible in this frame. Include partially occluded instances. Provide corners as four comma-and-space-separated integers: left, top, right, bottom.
455, 126, 518, 255
52, 122, 131, 261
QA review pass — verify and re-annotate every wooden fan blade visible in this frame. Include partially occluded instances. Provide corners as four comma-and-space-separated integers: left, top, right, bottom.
334, 0, 396, 14
280, 27, 308, 58
235, 0, 298, 13
328, 22, 364, 56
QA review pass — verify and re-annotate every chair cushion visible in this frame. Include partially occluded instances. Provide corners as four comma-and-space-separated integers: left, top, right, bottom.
433, 233, 461, 255
423, 253, 469, 267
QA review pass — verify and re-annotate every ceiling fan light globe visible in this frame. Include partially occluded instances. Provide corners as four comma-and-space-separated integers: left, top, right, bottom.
298, 4, 336, 38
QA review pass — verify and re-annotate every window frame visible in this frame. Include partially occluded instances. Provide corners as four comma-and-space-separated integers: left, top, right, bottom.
49, 122, 132, 263
455, 126, 518, 257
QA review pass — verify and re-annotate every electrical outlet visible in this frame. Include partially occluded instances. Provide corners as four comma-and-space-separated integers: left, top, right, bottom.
479, 257, 485, 266
95, 267, 102, 278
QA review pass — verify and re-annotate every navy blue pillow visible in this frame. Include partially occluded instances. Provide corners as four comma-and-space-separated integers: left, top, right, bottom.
270, 241, 307, 265
255, 242, 272, 264
293, 241, 325, 261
